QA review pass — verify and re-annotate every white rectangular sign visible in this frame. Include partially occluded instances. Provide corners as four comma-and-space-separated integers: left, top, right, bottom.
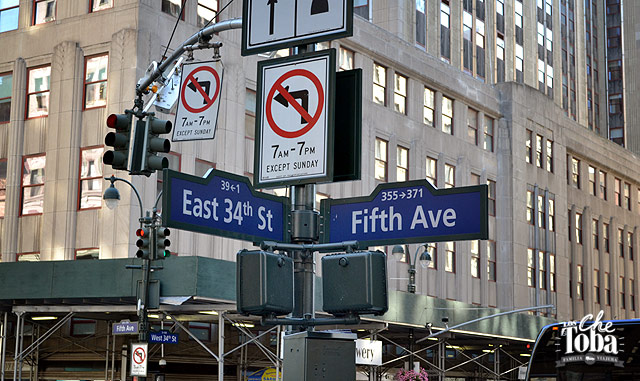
242, 0, 352, 55
355, 339, 382, 366
173, 60, 223, 141
130, 343, 148, 377
254, 50, 335, 188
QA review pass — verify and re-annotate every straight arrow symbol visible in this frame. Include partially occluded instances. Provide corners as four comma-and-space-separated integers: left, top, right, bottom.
267, 0, 277, 35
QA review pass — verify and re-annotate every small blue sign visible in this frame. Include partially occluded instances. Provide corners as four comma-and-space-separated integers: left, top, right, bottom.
149, 331, 179, 344
112, 321, 138, 335
162, 169, 289, 243
321, 180, 488, 246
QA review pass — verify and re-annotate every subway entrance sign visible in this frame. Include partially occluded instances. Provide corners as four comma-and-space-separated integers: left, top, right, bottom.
320, 180, 488, 247
161, 169, 289, 243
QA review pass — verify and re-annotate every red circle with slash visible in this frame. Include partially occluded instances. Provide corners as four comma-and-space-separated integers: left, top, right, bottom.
265, 69, 324, 139
133, 346, 146, 365
181, 66, 221, 113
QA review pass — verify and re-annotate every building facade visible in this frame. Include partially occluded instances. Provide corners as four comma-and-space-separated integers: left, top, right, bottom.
0, 0, 639, 379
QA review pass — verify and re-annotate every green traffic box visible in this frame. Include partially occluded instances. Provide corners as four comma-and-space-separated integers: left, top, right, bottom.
236, 249, 294, 316
321, 250, 388, 316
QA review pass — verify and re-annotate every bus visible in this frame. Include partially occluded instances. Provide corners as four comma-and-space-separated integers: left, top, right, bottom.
526, 313, 640, 380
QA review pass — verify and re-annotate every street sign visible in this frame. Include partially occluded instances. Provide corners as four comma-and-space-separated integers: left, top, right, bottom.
161, 168, 289, 243
241, 0, 353, 56
320, 180, 488, 247
112, 320, 138, 335
130, 343, 148, 377
254, 49, 335, 188
173, 60, 223, 141
149, 331, 179, 344
355, 339, 382, 366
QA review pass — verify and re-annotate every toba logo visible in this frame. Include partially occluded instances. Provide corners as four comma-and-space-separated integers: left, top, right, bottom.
556, 310, 624, 368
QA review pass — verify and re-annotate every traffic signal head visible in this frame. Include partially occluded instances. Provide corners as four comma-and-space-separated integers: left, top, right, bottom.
104, 112, 133, 171
135, 228, 151, 259
145, 116, 172, 174
156, 227, 171, 259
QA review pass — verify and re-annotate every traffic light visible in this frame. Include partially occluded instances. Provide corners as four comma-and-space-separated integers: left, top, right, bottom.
156, 227, 171, 259
144, 115, 172, 175
135, 228, 151, 259
104, 112, 133, 170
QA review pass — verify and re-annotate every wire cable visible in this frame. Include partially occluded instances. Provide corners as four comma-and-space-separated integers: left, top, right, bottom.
201, 0, 236, 29
161, 0, 189, 64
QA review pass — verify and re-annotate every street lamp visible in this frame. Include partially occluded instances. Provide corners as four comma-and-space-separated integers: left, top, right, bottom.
392, 244, 432, 294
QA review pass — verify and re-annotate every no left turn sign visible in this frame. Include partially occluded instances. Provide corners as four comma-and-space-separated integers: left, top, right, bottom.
174, 60, 223, 141
254, 49, 335, 188
130, 343, 148, 376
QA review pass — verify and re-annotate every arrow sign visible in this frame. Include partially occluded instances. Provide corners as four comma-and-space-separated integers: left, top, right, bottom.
162, 168, 289, 243
267, 0, 277, 34
187, 78, 211, 105
274, 86, 309, 124
320, 180, 488, 247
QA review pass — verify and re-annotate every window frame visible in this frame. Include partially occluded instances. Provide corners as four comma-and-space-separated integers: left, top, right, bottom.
423, 87, 435, 126
594, 269, 601, 304
396, 146, 409, 182
0, 72, 11, 124
483, 116, 494, 152
372, 63, 387, 106
467, 108, 478, 145
89, 0, 113, 12
197, 0, 218, 28
393, 72, 407, 114
83, 54, 109, 110
487, 179, 496, 216
426, 156, 437, 186
0, 158, 6, 218
444, 241, 455, 273
33, 0, 56, 25
444, 163, 455, 188
525, 129, 533, 164
20, 153, 46, 216
374, 137, 388, 182
487, 240, 496, 281
470, 240, 480, 278
0, 1, 19, 33
78, 146, 104, 210
162, 0, 186, 20
441, 96, 454, 135
25, 65, 51, 119
338, 47, 355, 71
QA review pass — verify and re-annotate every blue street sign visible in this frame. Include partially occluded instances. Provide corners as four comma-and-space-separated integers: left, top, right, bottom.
320, 180, 488, 246
162, 169, 289, 243
112, 321, 138, 335
149, 331, 179, 344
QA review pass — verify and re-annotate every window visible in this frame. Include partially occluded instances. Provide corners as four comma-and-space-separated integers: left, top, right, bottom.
604, 223, 610, 253
416, 0, 426, 47
445, 241, 455, 272
470, 173, 480, 185
592, 219, 599, 250
550, 253, 555, 291
620, 277, 626, 309
631, 279, 636, 311
526, 189, 534, 225
614, 178, 621, 206
71, 318, 96, 336
33, 0, 56, 24
588, 166, 596, 195
463, 11, 473, 72
21, 154, 45, 215
84, 55, 108, 109
483, 116, 494, 152
470, 240, 480, 278
442, 96, 453, 134
0, 0, 18, 33
444, 164, 455, 188
537, 251, 547, 290
628, 232, 634, 261
76, 248, 99, 260
26, 66, 50, 118
576, 265, 583, 299
548, 197, 555, 231
197, 0, 218, 27
537, 194, 545, 229
375, 138, 388, 181
195, 158, 215, 177
535, 135, 543, 168
396, 146, 408, 181
487, 179, 496, 216
467, 108, 478, 145
545, 140, 553, 172
525, 130, 532, 163
0, 73, 10, 123
570, 157, 580, 188
423, 87, 435, 126
393, 73, 407, 114
354, 0, 369, 19
440, 1, 450, 61
605, 272, 611, 305
487, 240, 496, 281
426, 156, 436, 186
79, 147, 103, 210
575, 212, 582, 244
618, 228, 624, 258
624, 182, 631, 210
0, 159, 5, 218
338, 47, 354, 71
599, 170, 607, 200
426, 242, 436, 269
594, 269, 601, 304
91, 0, 113, 12
527, 249, 535, 287
162, 0, 184, 19
373, 63, 386, 105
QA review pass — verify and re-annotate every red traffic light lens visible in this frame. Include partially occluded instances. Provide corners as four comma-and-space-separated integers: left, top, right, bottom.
106, 114, 118, 128
136, 228, 146, 237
